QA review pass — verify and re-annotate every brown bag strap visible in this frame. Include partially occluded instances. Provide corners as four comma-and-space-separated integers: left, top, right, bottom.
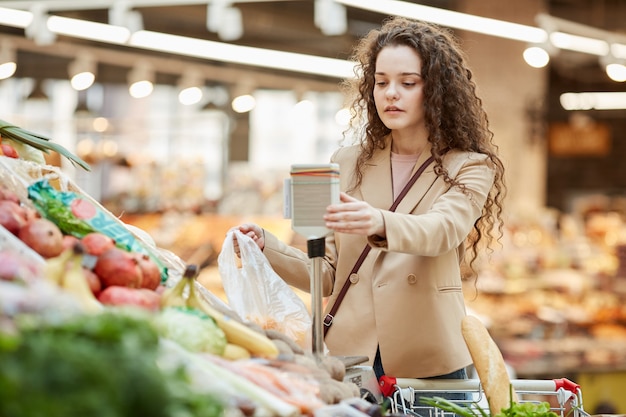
323, 155, 435, 336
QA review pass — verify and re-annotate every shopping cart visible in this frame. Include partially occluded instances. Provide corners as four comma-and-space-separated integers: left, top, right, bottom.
378, 377, 589, 417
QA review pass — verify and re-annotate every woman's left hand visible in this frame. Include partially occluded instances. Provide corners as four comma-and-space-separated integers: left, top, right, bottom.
324, 192, 385, 236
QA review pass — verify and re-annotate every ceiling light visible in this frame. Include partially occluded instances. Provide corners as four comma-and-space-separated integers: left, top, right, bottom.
0, 7, 33, 28
600, 49, 626, 82
47, 15, 131, 44
0, 40, 17, 80
129, 30, 356, 79
128, 61, 154, 99
178, 69, 204, 106
335, 0, 547, 43
207, 1, 243, 41
605, 62, 626, 82
231, 94, 256, 113
560, 92, 626, 110
68, 52, 96, 91
523, 46, 551, 68
549, 32, 609, 56
315, 0, 347, 36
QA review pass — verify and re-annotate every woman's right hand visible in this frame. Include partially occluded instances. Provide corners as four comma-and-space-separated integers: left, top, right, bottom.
229, 223, 265, 256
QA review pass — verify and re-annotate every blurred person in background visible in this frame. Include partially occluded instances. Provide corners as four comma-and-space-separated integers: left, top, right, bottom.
232, 16, 506, 388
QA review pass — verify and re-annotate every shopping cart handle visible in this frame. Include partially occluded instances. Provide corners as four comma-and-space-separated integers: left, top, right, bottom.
379, 375, 397, 397
554, 378, 580, 393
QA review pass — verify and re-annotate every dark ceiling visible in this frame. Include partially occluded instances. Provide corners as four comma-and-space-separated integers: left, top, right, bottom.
0, 0, 625, 93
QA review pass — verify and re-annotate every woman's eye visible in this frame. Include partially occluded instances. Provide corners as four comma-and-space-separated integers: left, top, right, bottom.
403, 82, 416, 86
375, 81, 386, 86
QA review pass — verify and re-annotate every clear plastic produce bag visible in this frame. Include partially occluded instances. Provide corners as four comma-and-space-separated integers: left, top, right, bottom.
218, 230, 311, 348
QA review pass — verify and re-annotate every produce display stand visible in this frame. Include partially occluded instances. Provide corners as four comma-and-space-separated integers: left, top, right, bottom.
0, 153, 375, 417
378, 377, 589, 417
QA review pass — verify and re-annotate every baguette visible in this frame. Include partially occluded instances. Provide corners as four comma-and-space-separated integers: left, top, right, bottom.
461, 315, 518, 415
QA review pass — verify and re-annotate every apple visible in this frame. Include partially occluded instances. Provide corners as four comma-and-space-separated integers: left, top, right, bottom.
97, 286, 161, 311
81, 232, 116, 256
93, 247, 143, 288
133, 253, 162, 291
18, 218, 64, 258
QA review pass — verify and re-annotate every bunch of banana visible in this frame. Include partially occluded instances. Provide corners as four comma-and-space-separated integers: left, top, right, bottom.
161, 265, 279, 360
43, 243, 102, 313
44, 247, 75, 286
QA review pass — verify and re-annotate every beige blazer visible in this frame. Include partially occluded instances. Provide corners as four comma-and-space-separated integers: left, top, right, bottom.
263, 138, 495, 378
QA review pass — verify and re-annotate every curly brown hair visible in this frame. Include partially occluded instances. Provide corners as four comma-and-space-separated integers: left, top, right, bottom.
343, 16, 506, 273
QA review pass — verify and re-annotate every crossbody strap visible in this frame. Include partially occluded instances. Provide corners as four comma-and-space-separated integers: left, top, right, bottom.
323, 155, 435, 336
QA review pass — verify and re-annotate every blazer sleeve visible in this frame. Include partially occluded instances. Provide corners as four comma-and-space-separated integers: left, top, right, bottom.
369, 152, 495, 256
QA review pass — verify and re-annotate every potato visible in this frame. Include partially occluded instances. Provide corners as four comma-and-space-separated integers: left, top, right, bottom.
320, 355, 346, 381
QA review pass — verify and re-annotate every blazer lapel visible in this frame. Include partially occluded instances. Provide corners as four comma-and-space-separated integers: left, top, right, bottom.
360, 139, 394, 210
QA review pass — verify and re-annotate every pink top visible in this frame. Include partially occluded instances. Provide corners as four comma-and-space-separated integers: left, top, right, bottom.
391, 152, 420, 199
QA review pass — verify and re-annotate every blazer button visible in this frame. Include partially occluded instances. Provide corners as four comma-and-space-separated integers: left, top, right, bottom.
349, 273, 359, 284
407, 274, 417, 284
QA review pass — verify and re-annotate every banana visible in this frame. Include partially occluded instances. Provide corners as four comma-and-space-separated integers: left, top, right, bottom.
43, 247, 74, 286
159, 270, 191, 309
184, 271, 279, 359
222, 343, 251, 360
61, 244, 102, 313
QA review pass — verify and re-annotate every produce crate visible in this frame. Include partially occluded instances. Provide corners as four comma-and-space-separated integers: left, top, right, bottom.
0, 156, 185, 282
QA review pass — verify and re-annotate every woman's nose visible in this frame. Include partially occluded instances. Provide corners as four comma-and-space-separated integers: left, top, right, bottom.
386, 84, 399, 100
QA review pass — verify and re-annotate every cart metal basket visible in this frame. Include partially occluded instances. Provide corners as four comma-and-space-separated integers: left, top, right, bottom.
378, 377, 589, 417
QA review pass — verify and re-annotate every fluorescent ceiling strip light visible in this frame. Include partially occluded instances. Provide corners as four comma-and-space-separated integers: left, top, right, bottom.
550, 32, 609, 56
0, 4, 620, 79
0, 7, 33, 27
129, 30, 356, 79
47, 16, 131, 44
0, 6, 355, 79
560, 92, 626, 110
335, 0, 547, 44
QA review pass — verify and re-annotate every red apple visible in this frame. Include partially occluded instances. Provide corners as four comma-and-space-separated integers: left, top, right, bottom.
83, 267, 102, 296
18, 218, 64, 258
81, 232, 115, 256
133, 252, 162, 291
93, 247, 143, 288
97, 286, 161, 311
0, 200, 27, 235
62, 234, 81, 251
0, 143, 19, 158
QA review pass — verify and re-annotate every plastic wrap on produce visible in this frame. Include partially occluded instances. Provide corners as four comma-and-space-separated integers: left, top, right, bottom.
0, 156, 185, 282
0, 225, 45, 269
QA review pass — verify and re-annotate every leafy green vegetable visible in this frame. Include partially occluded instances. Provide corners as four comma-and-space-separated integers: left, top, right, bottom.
0, 119, 90, 171
421, 382, 562, 417
155, 306, 227, 356
420, 396, 488, 417
496, 400, 559, 417
421, 393, 560, 417
0, 310, 224, 417
27, 179, 96, 238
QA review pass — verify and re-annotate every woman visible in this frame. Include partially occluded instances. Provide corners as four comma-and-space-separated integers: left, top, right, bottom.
232, 16, 506, 382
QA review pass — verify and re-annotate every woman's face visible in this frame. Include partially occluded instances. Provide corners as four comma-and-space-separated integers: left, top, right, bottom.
373, 45, 425, 136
